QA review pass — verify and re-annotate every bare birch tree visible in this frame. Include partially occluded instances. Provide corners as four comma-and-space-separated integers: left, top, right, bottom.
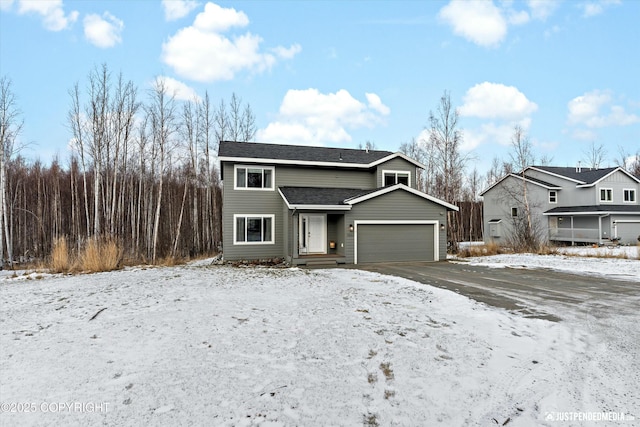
582, 141, 607, 169
0, 76, 24, 269
424, 91, 467, 250
147, 77, 178, 262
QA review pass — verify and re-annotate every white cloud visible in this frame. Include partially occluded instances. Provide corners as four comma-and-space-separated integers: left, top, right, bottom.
84, 12, 124, 48
193, 2, 248, 32
567, 90, 639, 128
438, 0, 507, 48
581, 0, 621, 18
459, 82, 538, 121
527, 0, 559, 20
0, 0, 14, 12
15, 0, 78, 31
544, 25, 561, 39
157, 76, 200, 102
162, 2, 300, 82
365, 93, 391, 116
256, 89, 389, 145
272, 44, 302, 59
162, 0, 198, 21
508, 10, 530, 25
456, 82, 536, 152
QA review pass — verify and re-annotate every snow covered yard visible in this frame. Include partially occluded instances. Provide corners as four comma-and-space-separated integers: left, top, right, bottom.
454, 244, 640, 282
1, 260, 638, 426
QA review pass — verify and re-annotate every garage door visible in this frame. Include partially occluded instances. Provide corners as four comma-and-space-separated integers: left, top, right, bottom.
615, 221, 640, 245
356, 223, 435, 263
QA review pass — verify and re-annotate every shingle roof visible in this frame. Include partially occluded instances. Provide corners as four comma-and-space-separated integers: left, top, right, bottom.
219, 141, 393, 165
521, 175, 561, 188
278, 186, 374, 206
531, 166, 618, 184
545, 205, 640, 214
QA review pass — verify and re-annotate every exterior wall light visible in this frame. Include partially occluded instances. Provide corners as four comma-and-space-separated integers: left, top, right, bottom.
440, 223, 445, 231
349, 224, 354, 232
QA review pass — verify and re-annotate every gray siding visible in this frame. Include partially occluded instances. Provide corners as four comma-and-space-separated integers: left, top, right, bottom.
345, 190, 447, 262
276, 165, 375, 189
598, 172, 640, 205
222, 162, 285, 260
482, 177, 549, 244
376, 158, 419, 189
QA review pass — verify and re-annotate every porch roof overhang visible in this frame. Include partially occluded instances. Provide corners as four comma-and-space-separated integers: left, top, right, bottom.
278, 187, 364, 210
543, 205, 640, 216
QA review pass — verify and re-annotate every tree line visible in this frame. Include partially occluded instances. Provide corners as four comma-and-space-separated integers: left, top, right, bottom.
2, 68, 639, 267
0, 65, 255, 268
400, 91, 640, 251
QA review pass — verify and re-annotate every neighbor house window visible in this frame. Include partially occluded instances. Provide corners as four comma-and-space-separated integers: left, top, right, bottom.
234, 215, 274, 244
235, 165, 274, 190
549, 190, 557, 204
511, 207, 518, 217
623, 189, 636, 203
383, 171, 410, 186
600, 188, 613, 202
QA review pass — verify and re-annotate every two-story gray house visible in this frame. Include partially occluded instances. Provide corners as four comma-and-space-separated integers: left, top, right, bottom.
481, 165, 640, 246
218, 141, 458, 265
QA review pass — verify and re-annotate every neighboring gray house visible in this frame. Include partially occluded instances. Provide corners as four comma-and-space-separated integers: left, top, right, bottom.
218, 141, 458, 265
481, 165, 640, 246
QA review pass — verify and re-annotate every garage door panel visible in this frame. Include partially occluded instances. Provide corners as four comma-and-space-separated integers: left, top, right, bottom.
357, 224, 434, 263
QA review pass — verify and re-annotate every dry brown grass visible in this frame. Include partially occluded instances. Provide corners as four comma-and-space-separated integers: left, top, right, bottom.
49, 237, 70, 273
536, 245, 559, 255
48, 236, 123, 274
155, 255, 185, 267
456, 242, 505, 258
76, 238, 122, 272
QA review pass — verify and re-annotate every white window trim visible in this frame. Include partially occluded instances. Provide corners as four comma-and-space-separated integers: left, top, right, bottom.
599, 187, 613, 203
549, 190, 558, 204
381, 170, 411, 187
623, 188, 636, 203
233, 214, 275, 245
233, 165, 275, 191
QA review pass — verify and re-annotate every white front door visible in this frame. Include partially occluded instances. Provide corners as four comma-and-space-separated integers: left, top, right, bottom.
300, 215, 326, 254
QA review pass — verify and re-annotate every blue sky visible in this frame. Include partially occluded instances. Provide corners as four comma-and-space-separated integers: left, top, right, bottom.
1, 0, 638, 176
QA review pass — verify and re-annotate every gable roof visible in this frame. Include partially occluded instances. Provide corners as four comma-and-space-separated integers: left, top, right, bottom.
278, 185, 458, 211
528, 166, 640, 186
480, 165, 640, 196
479, 173, 561, 196
218, 141, 426, 169
278, 187, 366, 210
345, 184, 459, 211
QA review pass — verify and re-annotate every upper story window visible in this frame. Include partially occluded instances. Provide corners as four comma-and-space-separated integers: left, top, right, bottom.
383, 170, 410, 187
600, 188, 613, 202
624, 189, 636, 203
235, 165, 274, 190
549, 190, 558, 204
511, 207, 518, 217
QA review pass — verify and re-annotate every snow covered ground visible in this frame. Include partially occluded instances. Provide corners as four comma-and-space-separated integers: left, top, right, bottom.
1, 253, 638, 426
453, 245, 640, 282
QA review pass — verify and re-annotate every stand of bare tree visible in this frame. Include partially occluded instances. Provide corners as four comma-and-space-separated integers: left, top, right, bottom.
0, 66, 256, 266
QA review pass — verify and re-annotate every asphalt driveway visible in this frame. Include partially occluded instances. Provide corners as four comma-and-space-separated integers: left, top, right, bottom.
354, 260, 640, 322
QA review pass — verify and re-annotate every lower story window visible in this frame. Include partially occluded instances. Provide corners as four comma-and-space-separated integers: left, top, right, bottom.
234, 215, 274, 244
